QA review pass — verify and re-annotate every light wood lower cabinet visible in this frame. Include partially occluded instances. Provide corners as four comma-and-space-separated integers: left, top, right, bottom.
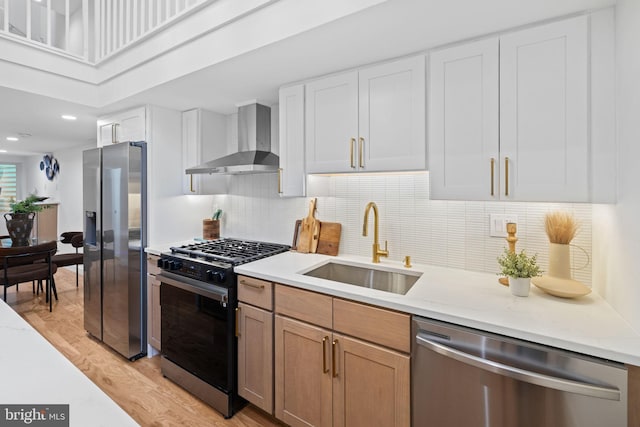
149, 275, 161, 350
274, 284, 410, 427
628, 364, 640, 427
332, 334, 410, 427
146, 255, 161, 351
237, 275, 276, 414
275, 315, 333, 427
237, 302, 273, 413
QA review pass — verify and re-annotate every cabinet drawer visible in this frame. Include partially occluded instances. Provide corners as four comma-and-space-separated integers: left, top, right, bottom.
333, 298, 410, 353
275, 284, 332, 329
147, 255, 160, 276
238, 276, 273, 310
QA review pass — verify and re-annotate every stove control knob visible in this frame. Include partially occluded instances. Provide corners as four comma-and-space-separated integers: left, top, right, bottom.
156, 259, 163, 268
213, 271, 226, 283
166, 260, 181, 270
205, 270, 218, 282
206, 270, 224, 283
162, 259, 171, 269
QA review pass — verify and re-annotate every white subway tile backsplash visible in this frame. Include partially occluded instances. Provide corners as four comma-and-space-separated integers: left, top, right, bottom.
218, 172, 592, 285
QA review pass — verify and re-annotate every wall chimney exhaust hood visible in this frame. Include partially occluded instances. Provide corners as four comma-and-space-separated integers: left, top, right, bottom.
186, 103, 279, 175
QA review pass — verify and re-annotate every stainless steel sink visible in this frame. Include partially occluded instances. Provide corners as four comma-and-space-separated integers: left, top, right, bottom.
303, 262, 421, 295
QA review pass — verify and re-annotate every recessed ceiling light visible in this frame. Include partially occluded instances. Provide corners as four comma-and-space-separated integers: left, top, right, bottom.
6, 137, 18, 141
62, 115, 77, 120
0, 150, 7, 153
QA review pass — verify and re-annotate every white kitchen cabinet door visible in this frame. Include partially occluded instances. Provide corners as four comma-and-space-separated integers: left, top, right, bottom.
359, 55, 426, 172
278, 84, 306, 197
97, 106, 146, 147
182, 109, 201, 194
500, 16, 588, 202
429, 38, 499, 200
305, 71, 358, 173
181, 108, 228, 195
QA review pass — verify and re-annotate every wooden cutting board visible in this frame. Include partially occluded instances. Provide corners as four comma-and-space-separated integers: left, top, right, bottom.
316, 222, 341, 256
291, 220, 302, 251
297, 198, 319, 254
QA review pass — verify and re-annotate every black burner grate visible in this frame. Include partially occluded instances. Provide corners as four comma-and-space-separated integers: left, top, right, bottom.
170, 238, 290, 265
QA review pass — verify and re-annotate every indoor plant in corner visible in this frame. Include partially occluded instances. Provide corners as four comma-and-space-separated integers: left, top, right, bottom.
497, 248, 541, 297
4, 194, 45, 246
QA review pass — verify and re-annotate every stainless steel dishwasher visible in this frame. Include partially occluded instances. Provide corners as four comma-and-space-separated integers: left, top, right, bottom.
412, 317, 627, 427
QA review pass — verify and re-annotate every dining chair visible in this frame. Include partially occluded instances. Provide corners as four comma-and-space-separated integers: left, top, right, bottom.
51, 231, 83, 287
0, 241, 58, 312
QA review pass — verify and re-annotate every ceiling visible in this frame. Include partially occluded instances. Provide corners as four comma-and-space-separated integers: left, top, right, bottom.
0, 0, 616, 157
0, 86, 98, 155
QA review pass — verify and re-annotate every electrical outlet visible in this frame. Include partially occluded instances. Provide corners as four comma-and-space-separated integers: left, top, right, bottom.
490, 214, 518, 237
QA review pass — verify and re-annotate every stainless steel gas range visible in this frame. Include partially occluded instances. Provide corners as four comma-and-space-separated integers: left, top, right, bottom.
156, 238, 289, 418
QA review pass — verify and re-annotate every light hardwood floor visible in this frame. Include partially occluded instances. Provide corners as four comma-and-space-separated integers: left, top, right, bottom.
7, 269, 282, 427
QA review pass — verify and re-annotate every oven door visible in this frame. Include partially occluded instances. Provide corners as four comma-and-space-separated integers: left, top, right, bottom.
158, 272, 233, 392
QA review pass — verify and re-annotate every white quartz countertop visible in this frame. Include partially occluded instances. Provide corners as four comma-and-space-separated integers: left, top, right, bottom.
0, 300, 139, 427
144, 240, 201, 256
235, 251, 640, 366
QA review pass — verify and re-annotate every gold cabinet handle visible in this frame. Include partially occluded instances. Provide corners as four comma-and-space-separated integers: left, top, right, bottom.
189, 175, 195, 193
490, 158, 495, 196
322, 336, 329, 374
332, 338, 339, 378
235, 307, 240, 337
239, 279, 265, 290
505, 157, 510, 196
277, 168, 283, 194
350, 138, 356, 169
359, 137, 364, 168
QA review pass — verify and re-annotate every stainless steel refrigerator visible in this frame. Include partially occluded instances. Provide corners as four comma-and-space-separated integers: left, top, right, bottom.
83, 141, 147, 360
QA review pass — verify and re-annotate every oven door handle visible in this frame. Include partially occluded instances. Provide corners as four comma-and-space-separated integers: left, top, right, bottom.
158, 273, 228, 303
416, 333, 621, 401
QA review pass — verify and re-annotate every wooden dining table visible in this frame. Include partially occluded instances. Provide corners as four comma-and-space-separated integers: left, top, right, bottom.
0, 236, 58, 311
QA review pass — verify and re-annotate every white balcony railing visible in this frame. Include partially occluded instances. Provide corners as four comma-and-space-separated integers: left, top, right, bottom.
0, 0, 208, 63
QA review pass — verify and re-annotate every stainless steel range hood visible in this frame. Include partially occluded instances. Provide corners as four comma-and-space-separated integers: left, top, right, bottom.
186, 103, 278, 175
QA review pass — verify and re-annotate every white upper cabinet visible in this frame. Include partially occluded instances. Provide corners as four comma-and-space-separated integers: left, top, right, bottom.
97, 106, 146, 147
359, 55, 426, 172
429, 38, 499, 200
306, 55, 426, 174
182, 108, 228, 195
305, 71, 359, 173
500, 16, 588, 202
278, 84, 306, 197
429, 15, 605, 202
182, 109, 202, 194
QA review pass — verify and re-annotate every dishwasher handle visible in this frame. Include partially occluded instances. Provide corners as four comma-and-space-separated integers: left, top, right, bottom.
416, 333, 621, 401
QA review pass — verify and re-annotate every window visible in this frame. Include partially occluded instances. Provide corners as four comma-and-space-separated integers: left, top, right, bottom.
0, 164, 18, 212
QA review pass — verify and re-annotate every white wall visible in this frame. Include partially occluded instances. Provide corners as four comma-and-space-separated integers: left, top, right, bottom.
146, 105, 216, 246
592, 0, 640, 332
4, 147, 86, 252
52, 146, 85, 235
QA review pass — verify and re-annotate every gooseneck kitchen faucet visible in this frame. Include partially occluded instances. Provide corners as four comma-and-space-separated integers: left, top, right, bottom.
363, 201, 389, 263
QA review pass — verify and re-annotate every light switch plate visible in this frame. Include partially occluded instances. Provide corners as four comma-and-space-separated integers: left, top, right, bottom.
490, 214, 518, 237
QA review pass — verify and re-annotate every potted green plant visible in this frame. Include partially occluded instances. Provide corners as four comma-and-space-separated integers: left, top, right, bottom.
497, 248, 541, 297
4, 194, 45, 246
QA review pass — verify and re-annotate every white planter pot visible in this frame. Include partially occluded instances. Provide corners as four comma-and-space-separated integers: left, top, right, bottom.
509, 277, 531, 297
